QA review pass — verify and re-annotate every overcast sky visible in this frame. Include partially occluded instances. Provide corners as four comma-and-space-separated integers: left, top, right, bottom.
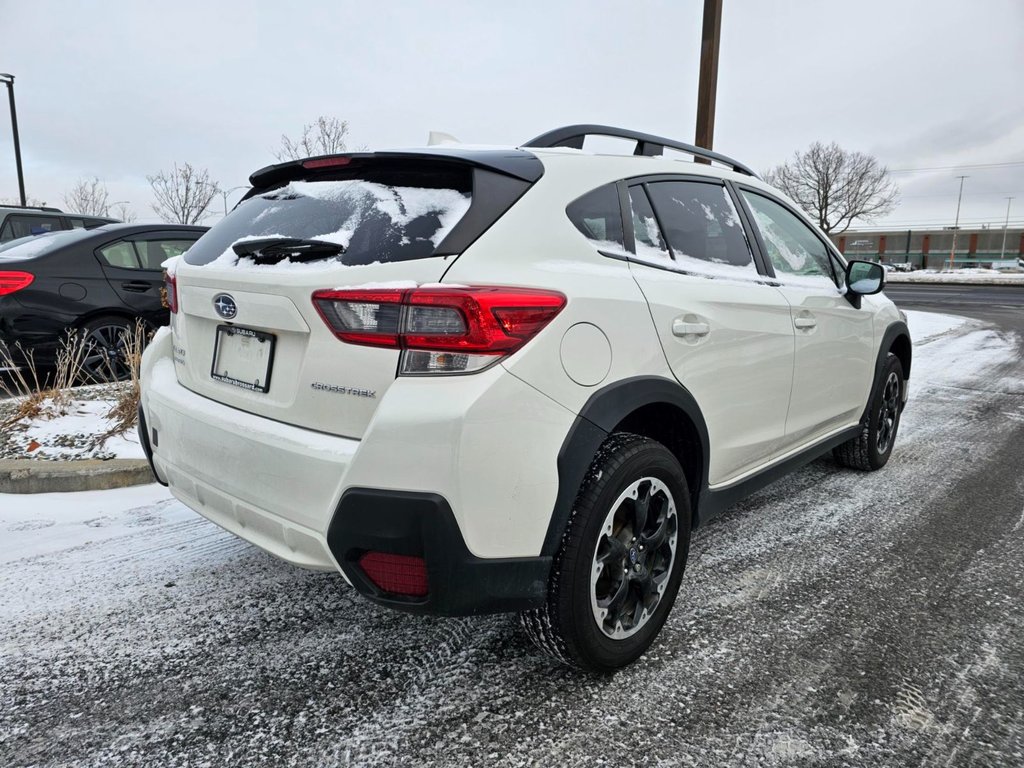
2, 0, 1022, 231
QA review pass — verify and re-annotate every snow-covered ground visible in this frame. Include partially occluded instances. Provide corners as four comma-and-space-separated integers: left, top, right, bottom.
2, 309, 1022, 767
887, 268, 1024, 284
1, 386, 144, 460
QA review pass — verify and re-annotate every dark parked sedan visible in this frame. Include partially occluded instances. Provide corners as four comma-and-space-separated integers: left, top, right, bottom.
0, 223, 207, 379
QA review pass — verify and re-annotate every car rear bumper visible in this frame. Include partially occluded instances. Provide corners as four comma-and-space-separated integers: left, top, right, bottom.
139, 328, 573, 613
329, 488, 549, 615
142, 353, 356, 571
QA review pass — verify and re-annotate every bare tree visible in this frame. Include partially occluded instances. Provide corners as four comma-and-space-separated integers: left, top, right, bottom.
274, 116, 351, 161
764, 142, 899, 235
1, 195, 48, 207
63, 177, 111, 216
112, 202, 137, 223
146, 163, 220, 224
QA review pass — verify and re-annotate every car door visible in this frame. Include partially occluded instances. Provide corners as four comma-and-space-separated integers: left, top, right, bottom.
736, 188, 874, 447
95, 233, 198, 322
625, 177, 796, 487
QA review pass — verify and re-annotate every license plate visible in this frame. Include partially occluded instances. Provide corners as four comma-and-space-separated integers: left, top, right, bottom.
211, 325, 276, 393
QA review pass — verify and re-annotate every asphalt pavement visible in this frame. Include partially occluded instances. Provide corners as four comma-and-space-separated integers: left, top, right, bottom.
2, 292, 1023, 767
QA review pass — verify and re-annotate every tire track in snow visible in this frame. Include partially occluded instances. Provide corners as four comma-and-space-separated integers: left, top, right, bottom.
2, 314, 1023, 767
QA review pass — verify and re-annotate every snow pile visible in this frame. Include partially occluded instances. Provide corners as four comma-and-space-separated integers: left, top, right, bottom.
887, 268, 1024, 284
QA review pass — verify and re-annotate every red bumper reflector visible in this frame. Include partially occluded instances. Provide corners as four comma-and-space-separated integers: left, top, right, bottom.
359, 552, 429, 597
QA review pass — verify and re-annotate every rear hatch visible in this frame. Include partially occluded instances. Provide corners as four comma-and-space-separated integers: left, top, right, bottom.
170, 150, 541, 439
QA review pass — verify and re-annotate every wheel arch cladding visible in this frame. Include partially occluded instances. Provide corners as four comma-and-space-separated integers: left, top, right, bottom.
859, 320, 911, 426
543, 376, 710, 557
888, 327, 912, 380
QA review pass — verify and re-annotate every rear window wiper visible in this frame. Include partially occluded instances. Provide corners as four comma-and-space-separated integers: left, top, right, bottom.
232, 237, 346, 264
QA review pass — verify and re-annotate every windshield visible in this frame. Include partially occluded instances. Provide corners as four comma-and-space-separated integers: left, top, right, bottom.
184, 177, 472, 268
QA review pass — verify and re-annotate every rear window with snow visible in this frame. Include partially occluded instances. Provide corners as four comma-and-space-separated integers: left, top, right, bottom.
183, 175, 472, 268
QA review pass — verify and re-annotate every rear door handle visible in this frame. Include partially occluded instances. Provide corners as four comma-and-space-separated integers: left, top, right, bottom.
794, 315, 817, 329
672, 318, 710, 337
121, 281, 151, 293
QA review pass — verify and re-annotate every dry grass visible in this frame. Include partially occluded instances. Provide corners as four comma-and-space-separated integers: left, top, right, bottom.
101, 322, 147, 439
1, 320, 149, 436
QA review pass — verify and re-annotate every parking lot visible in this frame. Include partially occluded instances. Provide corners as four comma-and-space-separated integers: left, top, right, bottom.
2, 295, 1022, 767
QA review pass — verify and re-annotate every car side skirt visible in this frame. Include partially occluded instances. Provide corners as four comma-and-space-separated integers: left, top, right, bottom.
698, 424, 863, 520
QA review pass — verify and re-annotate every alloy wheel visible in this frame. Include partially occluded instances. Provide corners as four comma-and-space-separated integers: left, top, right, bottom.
82, 324, 131, 382
876, 371, 900, 454
590, 477, 678, 640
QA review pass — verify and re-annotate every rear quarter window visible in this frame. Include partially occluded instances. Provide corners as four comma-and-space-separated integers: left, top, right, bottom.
565, 184, 624, 249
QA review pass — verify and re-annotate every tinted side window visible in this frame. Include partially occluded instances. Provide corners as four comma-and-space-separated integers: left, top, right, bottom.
627, 186, 670, 262
565, 184, 624, 248
741, 191, 838, 288
98, 241, 141, 269
135, 239, 196, 270
3, 215, 63, 241
645, 181, 757, 276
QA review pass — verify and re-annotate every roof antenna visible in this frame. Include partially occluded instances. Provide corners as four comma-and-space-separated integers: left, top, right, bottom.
427, 131, 460, 146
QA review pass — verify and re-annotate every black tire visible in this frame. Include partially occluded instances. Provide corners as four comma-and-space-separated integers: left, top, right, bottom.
520, 432, 692, 672
79, 315, 136, 383
833, 354, 905, 471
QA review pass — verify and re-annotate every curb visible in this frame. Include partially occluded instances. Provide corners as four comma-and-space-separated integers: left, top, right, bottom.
0, 459, 156, 494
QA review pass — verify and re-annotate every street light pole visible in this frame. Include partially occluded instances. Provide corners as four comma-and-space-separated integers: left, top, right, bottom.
999, 196, 1014, 260
0, 73, 26, 207
947, 175, 967, 271
219, 185, 248, 217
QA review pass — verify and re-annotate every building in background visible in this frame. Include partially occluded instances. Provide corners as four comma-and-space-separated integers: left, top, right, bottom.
832, 227, 1024, 270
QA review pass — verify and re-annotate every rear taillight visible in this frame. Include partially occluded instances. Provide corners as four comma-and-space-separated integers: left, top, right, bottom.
312, 285, 566, 375
0, 271, 34, 297
358, 551, 429, 597
164, 273, 178, 313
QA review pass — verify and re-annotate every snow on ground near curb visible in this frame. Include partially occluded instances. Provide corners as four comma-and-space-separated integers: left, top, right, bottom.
0, 484, 189, 565
887, 268, 1024, 284
904, 308, 968, 342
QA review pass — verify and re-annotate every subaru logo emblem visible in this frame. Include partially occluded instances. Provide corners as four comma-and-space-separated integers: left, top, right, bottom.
629, 547, 638, 565
213, 293, 237, 319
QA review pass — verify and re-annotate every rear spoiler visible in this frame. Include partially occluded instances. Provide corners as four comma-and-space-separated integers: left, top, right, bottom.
248, 148, 545, 189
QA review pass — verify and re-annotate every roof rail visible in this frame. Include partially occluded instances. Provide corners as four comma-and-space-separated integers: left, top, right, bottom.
523, 124, 759, 179
1, 204, 63, 213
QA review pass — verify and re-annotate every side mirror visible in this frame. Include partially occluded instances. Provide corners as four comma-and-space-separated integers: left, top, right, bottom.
846, 260, 885, 296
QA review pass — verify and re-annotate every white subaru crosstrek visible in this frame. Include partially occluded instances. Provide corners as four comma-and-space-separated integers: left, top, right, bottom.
138, 125, 910, 671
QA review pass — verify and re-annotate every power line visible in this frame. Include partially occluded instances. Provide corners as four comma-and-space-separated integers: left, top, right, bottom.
888, 160, 1024, 174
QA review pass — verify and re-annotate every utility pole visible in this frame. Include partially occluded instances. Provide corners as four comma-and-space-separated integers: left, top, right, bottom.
947, 175, 967, 271
694, 0, 723, 162
1000, 196, 1014, 260
0, 73, 26, 207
